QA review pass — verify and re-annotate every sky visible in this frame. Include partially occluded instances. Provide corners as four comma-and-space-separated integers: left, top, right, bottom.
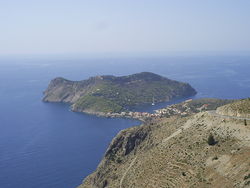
0, 0, 250, 56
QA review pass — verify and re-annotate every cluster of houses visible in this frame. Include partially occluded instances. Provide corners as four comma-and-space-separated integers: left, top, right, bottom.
105, 106, 188, 121
154, 100, 210, 117
105, 111, 161, 121
105, 99, 210, 121
155, 107, 184, 116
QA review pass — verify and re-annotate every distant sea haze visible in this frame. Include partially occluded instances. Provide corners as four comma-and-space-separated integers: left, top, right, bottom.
0, 55, 250, 188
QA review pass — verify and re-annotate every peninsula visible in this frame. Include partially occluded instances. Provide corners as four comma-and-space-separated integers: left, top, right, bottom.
43, 72, 197, 117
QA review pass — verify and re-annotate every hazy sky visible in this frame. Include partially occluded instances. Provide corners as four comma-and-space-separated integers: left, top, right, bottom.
1, 0, 250, 56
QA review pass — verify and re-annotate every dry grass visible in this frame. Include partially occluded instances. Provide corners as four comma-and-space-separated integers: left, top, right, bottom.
79, 111, 250, 188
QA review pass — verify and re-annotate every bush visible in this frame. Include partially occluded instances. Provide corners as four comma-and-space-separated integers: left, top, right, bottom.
212, 156, 218, 160
208, 134, 216, 146
244, 174, 250, 180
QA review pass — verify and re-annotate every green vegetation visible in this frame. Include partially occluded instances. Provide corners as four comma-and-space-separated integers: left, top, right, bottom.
212, 156, 218, 160
48, 72, 197, 113
207, 134, 216, 146
244, 174, 250, 180
73, 95, 123, 113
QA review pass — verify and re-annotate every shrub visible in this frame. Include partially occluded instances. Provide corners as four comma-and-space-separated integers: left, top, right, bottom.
212, 156, 218, 160
207, 134, 216, 146
244, 174, 250, 180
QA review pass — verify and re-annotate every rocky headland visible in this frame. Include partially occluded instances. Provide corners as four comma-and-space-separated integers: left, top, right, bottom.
78, 98, 250, 188
43, 72, 197, 117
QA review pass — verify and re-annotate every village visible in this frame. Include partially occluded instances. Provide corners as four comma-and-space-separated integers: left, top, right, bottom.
105, 99, 211, 121
105, 111, 158, 121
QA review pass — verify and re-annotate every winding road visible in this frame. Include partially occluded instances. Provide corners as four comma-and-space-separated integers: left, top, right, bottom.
208, 110, 250, 121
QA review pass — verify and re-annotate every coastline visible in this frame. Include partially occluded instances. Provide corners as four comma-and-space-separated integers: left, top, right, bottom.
71, 108, 155, 122
70, 98, 195, 122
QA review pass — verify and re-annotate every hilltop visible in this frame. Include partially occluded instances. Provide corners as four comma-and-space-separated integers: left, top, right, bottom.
78, 98, 250, 188
43, 72, 196, 115
216, 98, 250, 118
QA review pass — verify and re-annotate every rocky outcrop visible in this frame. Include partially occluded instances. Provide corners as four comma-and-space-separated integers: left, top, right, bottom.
105, 125, 150, 158
78, 124, 152, 188
43, 76, 102, 103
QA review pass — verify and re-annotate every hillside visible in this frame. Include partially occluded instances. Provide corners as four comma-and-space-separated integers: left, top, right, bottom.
78, 99, 250, 188
155, 98, 234, 117
43, 72, 196, 114
216, 98, 250, 118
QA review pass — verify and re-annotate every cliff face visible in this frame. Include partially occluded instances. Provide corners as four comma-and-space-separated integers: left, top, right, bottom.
43, 77, 102, 103
78, 100, 250, 188
79, 125, 152, 188
43, 72, 197, 114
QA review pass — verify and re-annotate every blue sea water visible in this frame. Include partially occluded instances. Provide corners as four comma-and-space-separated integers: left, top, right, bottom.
0, 55, 249, 188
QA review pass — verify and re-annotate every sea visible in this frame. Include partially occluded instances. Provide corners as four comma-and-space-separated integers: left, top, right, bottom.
0, 55, 249, 188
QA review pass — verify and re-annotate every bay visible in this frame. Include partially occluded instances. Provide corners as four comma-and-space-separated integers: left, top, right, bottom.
0, 55, 249, 188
